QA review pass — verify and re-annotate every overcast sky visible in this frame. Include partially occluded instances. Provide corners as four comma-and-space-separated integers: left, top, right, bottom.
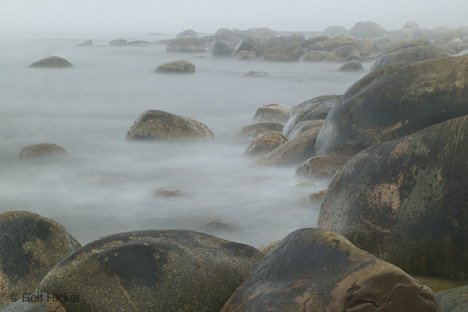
1, 0, 467, 36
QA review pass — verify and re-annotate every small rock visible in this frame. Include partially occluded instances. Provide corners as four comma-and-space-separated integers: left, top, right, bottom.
245, 132, 287, 156
339, 60, 365, 71
253, 103, 290, 123
76, 40, 93, 47
243, 71, 269, 77
153, 188, 184, 197
155, 60, 195, 73
18, 143, 67, 159
29, 56, 73, 68
108, 39, 128, 46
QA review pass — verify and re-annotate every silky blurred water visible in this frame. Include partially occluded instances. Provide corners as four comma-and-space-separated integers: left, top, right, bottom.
0, 34, 368, 246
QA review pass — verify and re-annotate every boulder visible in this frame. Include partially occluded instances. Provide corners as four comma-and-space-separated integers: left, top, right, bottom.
315, 56, 468, 156
176, 29, 198, 39
319, 115, 468, 279
436, 285, 468, 311
236, 51, 256, 60
155, 60, 195, 73
233, 39, 259, 55
283, 95, 339, 138
257, 126, 321, 166
339, 60, 364, 71
373, 44, 449, 70
324, 25, 349, 37
18, 143, 67, 159
166, 37, 206, 53
382, 38, 431, 53
302, 50, 329, 62
247, 27, 276, 41
153, 188, 184, 197
126, 110, 213, 140
221, 228, 440, 312
238, 122, 283, 138
305, 190, 327, 204
211, 41, 232, 56
0, 211, 80, 307
350, 21, 386, 38
243, 71, 269, 77
213, 28, 244, 49
261, 44, 303, 61
76, 40, 93, 47
38, 230, 262, 312
127, 40, 152, 46
245, 132, 287, 156
296, 155, 351, 178
108, 39, 127, 46
29, 56, 73, 68
321, 36, 357, 51
325, 45, 360, 62
253, 104, 290, 123
287, 120, 324, 140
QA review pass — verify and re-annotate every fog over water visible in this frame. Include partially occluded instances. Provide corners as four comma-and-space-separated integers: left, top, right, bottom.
1, 0, 466, 247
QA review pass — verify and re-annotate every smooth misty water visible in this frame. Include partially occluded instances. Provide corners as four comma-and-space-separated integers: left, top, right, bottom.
0, 35, 368, 247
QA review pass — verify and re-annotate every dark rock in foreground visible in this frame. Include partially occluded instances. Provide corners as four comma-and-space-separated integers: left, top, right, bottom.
18, 143, 67, 159
38, 230, 263, 312
29, 56, 73, 68
316, 56, 468, 156
221, 228, 439, 312
437, 285, 468, 311
319, 115, 468, 279
155, 60, 195, 73
127, 110, 213, 140
0, 211, 80, 307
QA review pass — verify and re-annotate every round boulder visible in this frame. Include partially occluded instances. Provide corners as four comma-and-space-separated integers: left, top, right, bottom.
18, 143, 67, 159
126, 110, 213, 140
176, 29, 198, 39
221, 228, 439, 312
287, 120, 324, 140
238, 122, 283, 139
339, 60, 364, 71
316, 56, 468, 156
166, 37, 206, 53
245, 132, 287, 156
319, 115, 468, 279
254, 103, 289, 123
155, 60, 195, 73
29, 56, 73, 68
350, 21, 386, 38
0, 211, 80, 306
325, 45, 360, 62
38, 230, 263, 312
302, 50, 329, 62
211, 41, 232, 56
261, 44, 303, 61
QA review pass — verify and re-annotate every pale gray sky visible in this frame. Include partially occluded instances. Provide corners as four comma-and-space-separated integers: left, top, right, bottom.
1, 0, 467, 35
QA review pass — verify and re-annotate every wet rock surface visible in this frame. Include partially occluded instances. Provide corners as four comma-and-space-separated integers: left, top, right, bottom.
18, 143, 67, 159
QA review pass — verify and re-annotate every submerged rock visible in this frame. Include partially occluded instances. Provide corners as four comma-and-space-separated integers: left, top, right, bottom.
155, 60, 195, 73
221, 228, 439, 312
316, 56, 468, 156
238, 122, 283, 138
245, 132, 287, 156
319, 116, 468, 279
29, 56, 73, 68
0, 211, 80, 307
38, 230, 263, 312
153, 188, 184, 197
243, 71, 269, 77
127, 110, 213, 141
253, 104, 290, 123
18, 143, 67, 159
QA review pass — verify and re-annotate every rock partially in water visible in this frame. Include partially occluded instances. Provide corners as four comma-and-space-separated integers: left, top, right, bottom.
202, 220, 231, 231
18, 143, 67, 159
236, 51, 257, 60
243, 70, 269, 77
155, 60, 195, 73
325, 45, 360, 62
350, 21, 386, 38
29, 56, 73, 68
211, 41, 233, 56
234, 39, 259, 55
296, 155, 351, 178
261, 44, 303, 62
176, 29, 198, 39
373, 44, 449, 70
319, 115, 468, 279
339, 60, 364, 71
287, 120, 324, 140
108, 39, 128, 46
245, 132, 288, 156
302, 50, 329, 62
436, 285, 468, 311
316, 56, 468, 156
38, 230, 263, 312
221, 228, 439, 312
166, 37, 206, 53
253, 104, 290, 123
0, 211, 80, 307
127, 110, 213, 141
238, 122, 283, 139
76, 40, 93, 47
153, 188, 184, 198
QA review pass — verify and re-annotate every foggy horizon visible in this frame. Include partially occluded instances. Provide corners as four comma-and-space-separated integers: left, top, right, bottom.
2, 0, 468, 36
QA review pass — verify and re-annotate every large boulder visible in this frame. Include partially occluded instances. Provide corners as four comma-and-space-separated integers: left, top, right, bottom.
257, 126, 321, 166
245, 132, 287, 156
0, 211, 80, 307
321, 36, 357, 51
166, 37, 206, 53
350, 21, 386, 38
126, 110, 213, 140
436, 285, 468, 311
18, 143, 67, 159
324, 25, 349, 37
155, 60, 195, 73
287, 120, 324, 140
233, 39, 259, 55
213, 28, 244, 49
373, 44, 449, 70
176, 29, 198, 39
283, 95, 340, 138
319, 115, 468, 279
211, 41, 232, 56
261, 44, 303, 61
296, 155, 351, 178
253, 104, 290, 123
38, 230, 262, 312
302, 50, 329, 62
29, 56, 73, 68
221, 228, 440, 312
315, 56, 468, 156
238, 122, 283, 139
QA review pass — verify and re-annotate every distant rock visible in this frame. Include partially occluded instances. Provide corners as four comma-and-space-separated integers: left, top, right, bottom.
38, 230, 263, 312
166, 37, 206, 53
245, 132, 287, 156
236, 50, 256, 60
29, 56, 73, 68
76, 40, 93, 47
0, 211, 80, 307
324, 25, 349, 37
213, 28, 244, 49
253, 103, 290, 123
155, 60, 195, 73
127, 40, 153, 46
211, 41, 232, 56
296, 155, 351, 178
153, 188, 184, 197
127, 110, 213, 140
202, 220, 231, 231
325, 45, 360, 62
261, 44, 303, 61
339, 60, 364, 71
238, 122, 283, 138
221, 228, 439, 312
243, 70, 269, 77
108, 38, 128, 46
350, 21, 386, 38
18, 143, 67, 159
302, 50, 329, 61
373, 44, 449, 70
176, 29, 198, 39
233, 38, 259, 55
